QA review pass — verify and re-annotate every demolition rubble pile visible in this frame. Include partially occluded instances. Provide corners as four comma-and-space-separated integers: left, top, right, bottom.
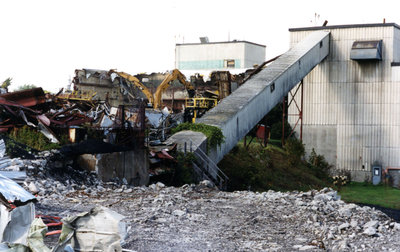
0, 86, 146, 143
32, 179, 400, 251
23, 150, 130, 196
1, 147, 400, 251
0, 151, 129, 251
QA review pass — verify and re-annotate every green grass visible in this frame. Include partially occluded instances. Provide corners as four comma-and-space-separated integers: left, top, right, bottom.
339, 182, 400, 210
7, 126, 61, 151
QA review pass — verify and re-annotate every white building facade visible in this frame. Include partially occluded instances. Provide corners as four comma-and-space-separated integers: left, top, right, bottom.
175, 40, 265, 70
288, 23, 400, 181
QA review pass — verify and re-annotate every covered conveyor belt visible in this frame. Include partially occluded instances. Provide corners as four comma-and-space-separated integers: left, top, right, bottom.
169, 31, 330, 187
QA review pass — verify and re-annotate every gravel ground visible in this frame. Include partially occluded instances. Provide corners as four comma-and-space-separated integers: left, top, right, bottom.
34, 182, 400, 252
4, 150, 399, 251
357, 203, 400, 222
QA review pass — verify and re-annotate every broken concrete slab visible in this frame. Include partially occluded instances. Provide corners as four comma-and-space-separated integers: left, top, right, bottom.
164, 130, 207, 153
96, 149, 149, 186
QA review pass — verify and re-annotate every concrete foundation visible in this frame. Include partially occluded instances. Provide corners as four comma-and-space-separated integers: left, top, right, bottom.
349, 170, 370, 183
302, 126, 337, 167
165, 131, 207, 153
77, 154, 97, 172
78, 149, 149, 186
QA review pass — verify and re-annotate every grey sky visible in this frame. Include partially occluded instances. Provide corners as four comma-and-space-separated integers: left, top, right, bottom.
1, 0, 398, 92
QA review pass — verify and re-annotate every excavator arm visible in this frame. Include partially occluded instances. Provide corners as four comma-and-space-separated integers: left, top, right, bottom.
153, 69, 195, 109
109, 70, 154, 105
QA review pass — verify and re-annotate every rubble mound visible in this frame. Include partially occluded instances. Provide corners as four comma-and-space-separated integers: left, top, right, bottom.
22, 150, 119, 197
34, 181, 400, 251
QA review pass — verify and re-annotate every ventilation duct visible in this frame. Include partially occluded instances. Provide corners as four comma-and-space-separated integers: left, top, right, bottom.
350, 40, 382, 61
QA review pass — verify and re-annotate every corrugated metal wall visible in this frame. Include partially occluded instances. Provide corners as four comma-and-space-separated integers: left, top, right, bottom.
288, 25, 400, 178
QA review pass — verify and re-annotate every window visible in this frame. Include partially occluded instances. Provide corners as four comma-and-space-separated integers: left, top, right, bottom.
224, 59, 235, 68
270, 82, 275, 93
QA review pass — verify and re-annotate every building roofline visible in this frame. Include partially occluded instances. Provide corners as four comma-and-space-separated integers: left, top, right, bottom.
289, 23, 400, 32
176, 40, 266, 48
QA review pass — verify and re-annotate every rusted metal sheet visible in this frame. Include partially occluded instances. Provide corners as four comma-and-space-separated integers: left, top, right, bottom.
0, 88, 45, 107
0, 98, 39, 113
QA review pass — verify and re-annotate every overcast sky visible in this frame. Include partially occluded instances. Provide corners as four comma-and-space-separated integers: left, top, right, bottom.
1, 0, 399, 92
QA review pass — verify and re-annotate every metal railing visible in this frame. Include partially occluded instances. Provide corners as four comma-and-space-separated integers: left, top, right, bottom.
183, 139, 228, 190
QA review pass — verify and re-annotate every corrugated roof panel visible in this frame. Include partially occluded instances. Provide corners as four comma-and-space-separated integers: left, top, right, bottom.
0, 174, 35, 204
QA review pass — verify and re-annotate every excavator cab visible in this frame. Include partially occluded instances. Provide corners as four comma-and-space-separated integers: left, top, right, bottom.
184, 97, 218, 123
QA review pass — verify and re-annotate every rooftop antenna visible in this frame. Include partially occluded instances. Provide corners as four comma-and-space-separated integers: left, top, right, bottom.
311, 13, 320, 26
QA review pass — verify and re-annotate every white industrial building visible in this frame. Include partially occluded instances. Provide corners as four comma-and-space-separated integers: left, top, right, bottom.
175, 39, 266, 71
288, 23, 400, 182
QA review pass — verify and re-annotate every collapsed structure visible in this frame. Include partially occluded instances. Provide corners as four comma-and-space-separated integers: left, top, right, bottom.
0, 67, 247, 188
0, 82, 148, 185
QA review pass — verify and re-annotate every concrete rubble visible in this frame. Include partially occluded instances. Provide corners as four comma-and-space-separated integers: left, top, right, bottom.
25, 168, 400, 251
0, 149, 128, 251
0, 147, 399, 251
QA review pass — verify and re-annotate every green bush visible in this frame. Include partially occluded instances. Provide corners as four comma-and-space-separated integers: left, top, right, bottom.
172, 152, 197, 186
284, 138, 305, 165
219, 143, 332, 192
308, 148, 332, 179
219, 145, 272, 191
8, 126, 60, 151
172, 123, 224, 150
270, 120, 293, 140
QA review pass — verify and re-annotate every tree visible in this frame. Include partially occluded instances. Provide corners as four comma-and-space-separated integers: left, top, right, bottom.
1, 77, 12, 91
16, 84, 37, 91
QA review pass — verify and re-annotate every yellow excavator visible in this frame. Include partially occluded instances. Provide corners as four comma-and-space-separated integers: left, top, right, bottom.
153, 69, 196, 109
184, 97, 218, 123
110, 69, 217, 122
109, 70, 155, 106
